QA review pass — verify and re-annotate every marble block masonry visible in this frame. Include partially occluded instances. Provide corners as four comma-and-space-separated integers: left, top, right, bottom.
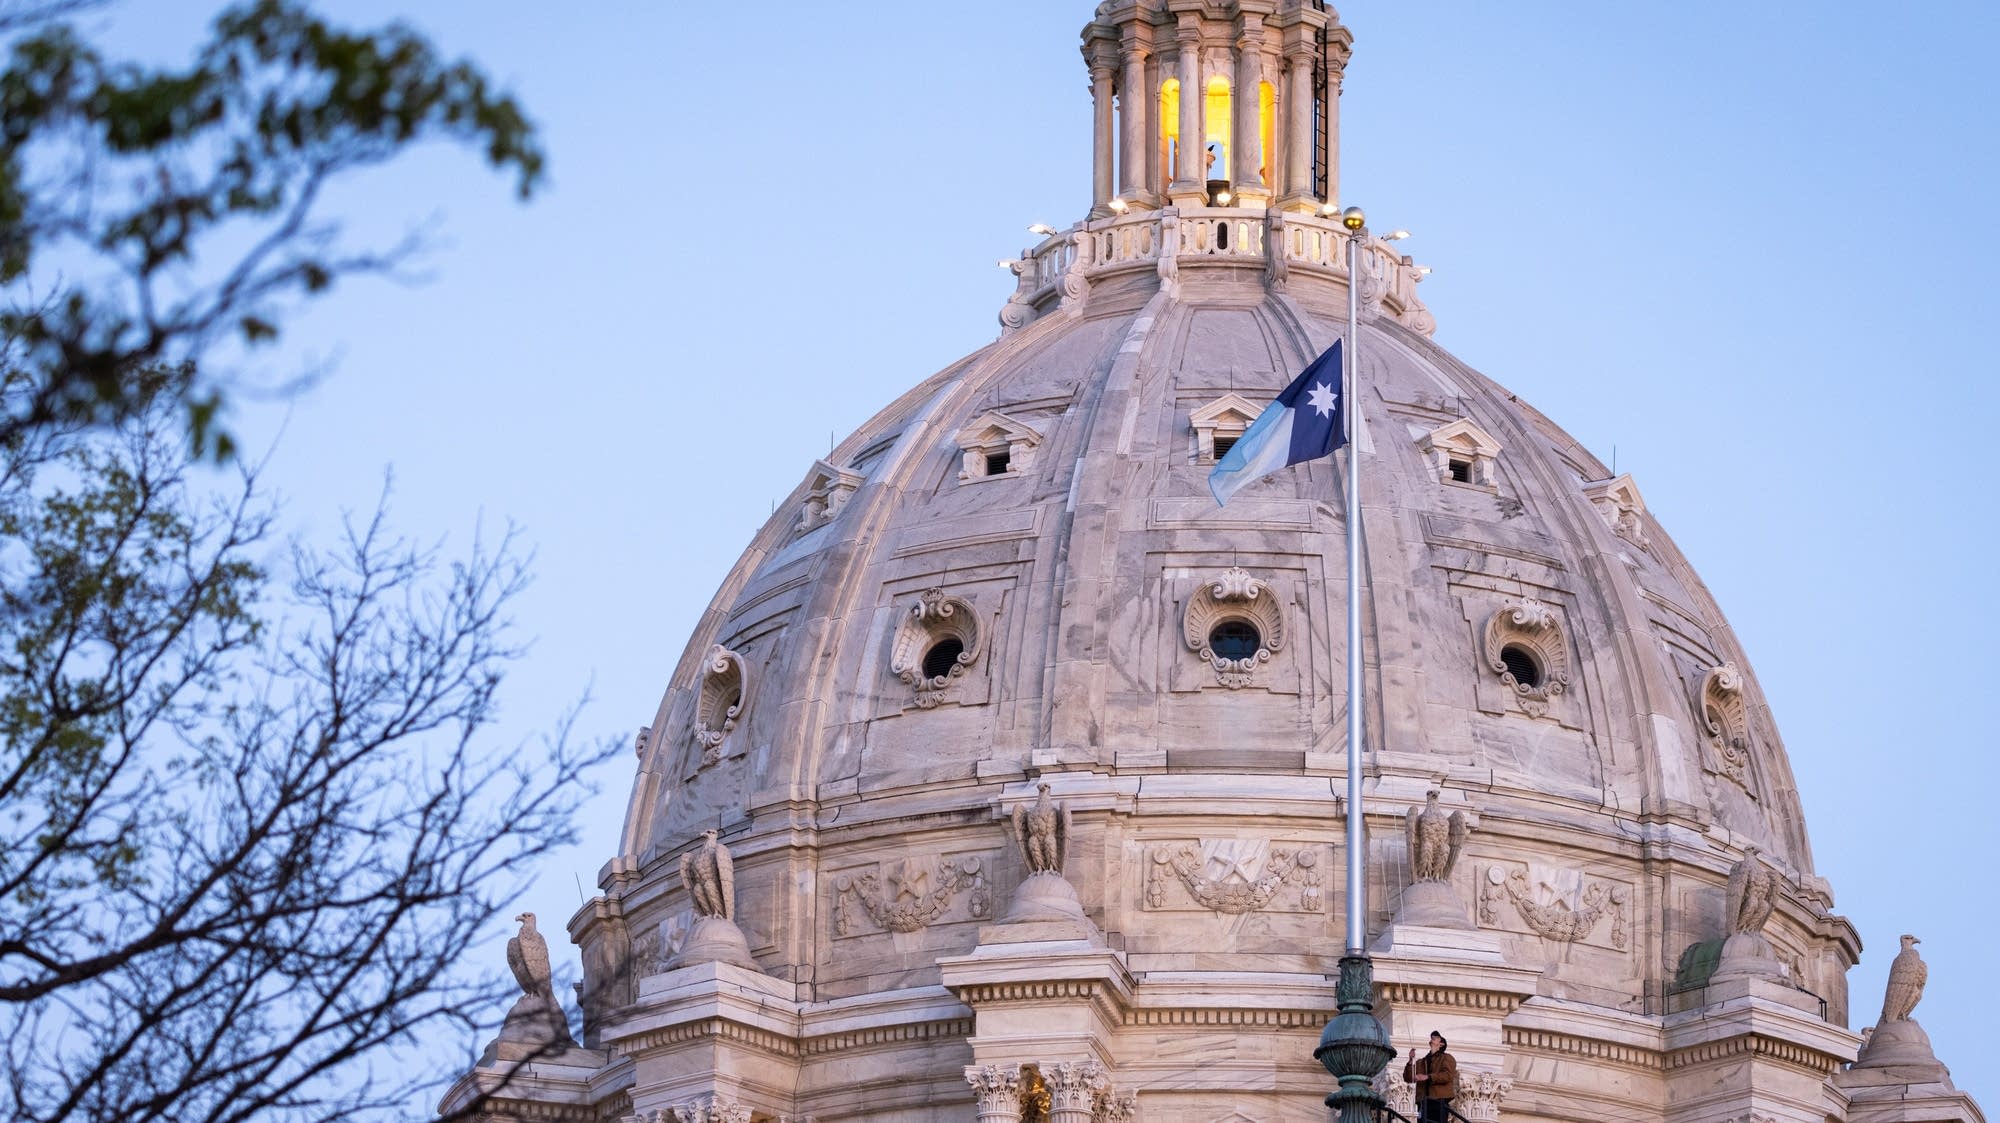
440, 3, 1987, 1122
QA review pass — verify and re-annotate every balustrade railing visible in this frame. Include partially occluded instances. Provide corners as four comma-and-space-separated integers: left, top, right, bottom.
1006, 207, 1433, 334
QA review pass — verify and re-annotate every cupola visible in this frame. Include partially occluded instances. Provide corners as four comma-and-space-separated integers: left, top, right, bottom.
1081, 1, 1352, 215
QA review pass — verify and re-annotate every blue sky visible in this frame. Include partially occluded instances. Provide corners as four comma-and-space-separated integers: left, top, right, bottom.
85, 0, 2000, 1108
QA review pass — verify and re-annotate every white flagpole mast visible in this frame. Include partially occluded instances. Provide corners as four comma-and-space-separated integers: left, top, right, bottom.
1340, 206, 1367, 957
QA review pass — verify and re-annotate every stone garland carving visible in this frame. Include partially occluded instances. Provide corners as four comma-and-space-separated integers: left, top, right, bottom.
833, 856, 989, 935
1483, 598, 1571, 717
888, 588, 983, 709
1488, 866, 1629, 946
1698, 662, 1753, 787
1145, 841, 1321, 915
692, 645, 747, 767
1477, 871, 1505, 927
1182, 566, 1286, 689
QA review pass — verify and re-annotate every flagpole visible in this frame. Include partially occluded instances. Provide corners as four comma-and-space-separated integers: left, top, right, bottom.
1341, 210, 1365, 958
1314, 205, 1393, 1123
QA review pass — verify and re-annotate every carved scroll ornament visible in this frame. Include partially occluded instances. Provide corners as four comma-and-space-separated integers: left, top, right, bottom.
692, 645, 747, 766
1699, 662, 1753, 787
1483, 598, 1571, 716
888, 588, 983, 708
1183, 567, 1286, 689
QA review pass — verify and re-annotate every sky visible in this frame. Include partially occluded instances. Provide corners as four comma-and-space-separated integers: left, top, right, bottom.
76, 0, 2000, 1111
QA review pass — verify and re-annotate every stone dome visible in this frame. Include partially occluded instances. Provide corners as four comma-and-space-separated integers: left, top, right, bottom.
440, 5, 1995, 1121
629, 262, 1815, 880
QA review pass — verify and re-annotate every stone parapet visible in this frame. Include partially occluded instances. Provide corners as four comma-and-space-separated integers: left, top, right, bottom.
1000, 207, 1434, 335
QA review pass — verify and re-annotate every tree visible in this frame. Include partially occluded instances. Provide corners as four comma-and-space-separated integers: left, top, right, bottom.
0, 3, 608, 1121
1, 0, 544, 455
1, 380, 614, 1122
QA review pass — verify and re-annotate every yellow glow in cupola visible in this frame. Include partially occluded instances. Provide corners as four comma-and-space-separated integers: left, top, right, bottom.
1204, 75, 1231, 175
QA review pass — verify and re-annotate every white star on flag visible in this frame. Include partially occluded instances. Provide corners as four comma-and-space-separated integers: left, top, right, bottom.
1306, 382, 1337, 418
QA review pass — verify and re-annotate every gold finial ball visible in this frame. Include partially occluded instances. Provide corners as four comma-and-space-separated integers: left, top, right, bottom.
1340, 206, 1366, 231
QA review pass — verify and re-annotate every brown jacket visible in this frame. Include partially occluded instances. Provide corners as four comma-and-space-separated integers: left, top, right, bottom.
1404, 1049, 1458, 1101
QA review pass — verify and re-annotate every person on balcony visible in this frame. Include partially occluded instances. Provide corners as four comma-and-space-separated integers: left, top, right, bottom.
1405, 1032, 1459, 1123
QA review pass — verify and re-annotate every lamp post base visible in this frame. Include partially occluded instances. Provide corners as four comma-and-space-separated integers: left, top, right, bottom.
1316, 954, 1395, 1123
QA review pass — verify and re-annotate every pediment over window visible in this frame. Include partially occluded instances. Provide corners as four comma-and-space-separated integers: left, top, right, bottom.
954, 411, 1044, 481
1189, 392, 1265, 462
1419, 418, 1503, 488
1583, 473, 1649, 548
798, 458, 865, 534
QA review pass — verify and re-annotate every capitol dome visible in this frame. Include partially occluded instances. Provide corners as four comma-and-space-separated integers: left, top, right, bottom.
445, 4, 1983, 1123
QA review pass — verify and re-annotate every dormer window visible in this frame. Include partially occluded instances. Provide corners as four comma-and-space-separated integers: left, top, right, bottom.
1190, 392, 1263, 464
798, 459, 865, 534
1419, 419, 1503, 490
954, 410, 1042, 483
1583, 474, 1650, 549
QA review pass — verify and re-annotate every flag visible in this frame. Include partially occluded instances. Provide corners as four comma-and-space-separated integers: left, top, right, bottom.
1208, 340, 1347, 507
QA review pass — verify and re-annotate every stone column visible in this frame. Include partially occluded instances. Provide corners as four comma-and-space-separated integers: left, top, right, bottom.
1043, 1060, 1108, 1123
1231, 19, 1268, 207
1089, 55, 1116, 217
1118, 42, 1153, 206
1322, 31, 1352, 208
1279, 44, 1317, 211
965, 1065, 1023, 1123
1168, 21, 1205, 206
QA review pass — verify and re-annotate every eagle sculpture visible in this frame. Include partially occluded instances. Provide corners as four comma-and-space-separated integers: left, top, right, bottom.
1012, 782, 1070, 875
680, 828, 736, 920
506, 912, 553, 999
1405, 790, 1469, 884
1724, 846, 1779, 936
1880, 934, 1927, 1023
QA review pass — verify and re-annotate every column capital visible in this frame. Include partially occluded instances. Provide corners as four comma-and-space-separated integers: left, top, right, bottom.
965, 1064, 1023, 1119
1043, 1059, 1109, 1121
